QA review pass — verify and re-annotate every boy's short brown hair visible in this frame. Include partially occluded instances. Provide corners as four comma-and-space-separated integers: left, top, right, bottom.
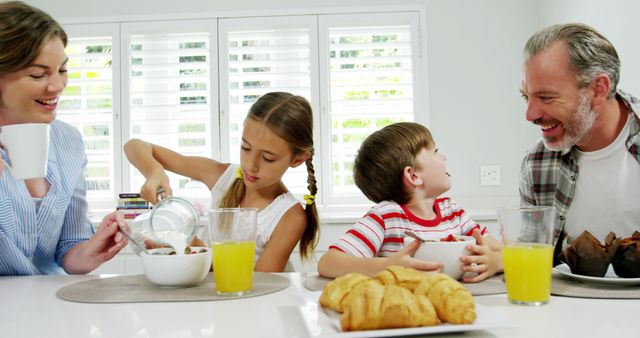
354, 122, 434, 204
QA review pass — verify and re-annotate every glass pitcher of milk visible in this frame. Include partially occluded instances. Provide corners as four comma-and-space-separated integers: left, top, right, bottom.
128, 197, 199, 255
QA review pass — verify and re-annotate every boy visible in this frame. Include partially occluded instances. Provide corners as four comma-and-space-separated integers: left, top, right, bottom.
317, 122, 502, 282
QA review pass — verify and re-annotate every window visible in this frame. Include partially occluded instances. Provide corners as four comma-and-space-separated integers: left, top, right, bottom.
218, 16, 317, 198
319, 13, 422, 205
121, 20, 218, 199
61, 10, 425, 212
59, 23, 120, 205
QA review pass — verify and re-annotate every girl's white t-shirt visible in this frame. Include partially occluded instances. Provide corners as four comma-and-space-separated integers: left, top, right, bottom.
210, 164, 299, 262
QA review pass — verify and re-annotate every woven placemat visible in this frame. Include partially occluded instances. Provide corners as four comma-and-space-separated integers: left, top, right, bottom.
56, 272, 290, 303
461, 275, 506, 295
302, 274, 333, 292
303, 274, 506, 296
551, 271, 640, 299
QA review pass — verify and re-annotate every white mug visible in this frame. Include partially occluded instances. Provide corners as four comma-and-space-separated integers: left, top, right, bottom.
0, 123, 50, 180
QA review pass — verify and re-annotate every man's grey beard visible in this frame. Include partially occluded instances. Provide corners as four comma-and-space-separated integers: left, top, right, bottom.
543, 90, 597, 151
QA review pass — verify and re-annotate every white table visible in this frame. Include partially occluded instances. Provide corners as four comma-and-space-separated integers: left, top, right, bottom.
0, 273, 636, 338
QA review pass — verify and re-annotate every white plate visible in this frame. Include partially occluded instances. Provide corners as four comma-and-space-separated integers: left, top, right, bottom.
554, 263, 640, 286
295, 291, 511, 338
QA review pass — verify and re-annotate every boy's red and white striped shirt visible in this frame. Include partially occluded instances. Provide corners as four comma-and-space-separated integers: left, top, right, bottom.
330, 197, 486, 257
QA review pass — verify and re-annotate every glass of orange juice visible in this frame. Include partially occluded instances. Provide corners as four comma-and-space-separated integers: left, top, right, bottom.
208, 208, 258, 296
498, 206, 555, 306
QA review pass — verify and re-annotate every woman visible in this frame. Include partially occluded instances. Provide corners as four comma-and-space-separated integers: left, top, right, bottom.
0, 1, 127, 275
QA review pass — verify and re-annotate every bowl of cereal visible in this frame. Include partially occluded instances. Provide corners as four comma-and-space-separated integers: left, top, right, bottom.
409, 233, 475, 280
140, 246, 212, 287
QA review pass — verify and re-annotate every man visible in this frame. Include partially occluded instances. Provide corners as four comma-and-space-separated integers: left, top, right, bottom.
519, 23, 640, 262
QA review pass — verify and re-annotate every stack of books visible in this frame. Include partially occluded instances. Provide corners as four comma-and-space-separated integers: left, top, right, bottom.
117, 193, 150, 220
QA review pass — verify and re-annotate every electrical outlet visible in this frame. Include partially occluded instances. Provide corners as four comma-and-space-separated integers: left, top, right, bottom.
480, 165, 501, 186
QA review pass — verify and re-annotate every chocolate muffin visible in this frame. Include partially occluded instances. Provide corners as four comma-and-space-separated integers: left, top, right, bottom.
611, 231, 640, 278
562, 231, 618, 277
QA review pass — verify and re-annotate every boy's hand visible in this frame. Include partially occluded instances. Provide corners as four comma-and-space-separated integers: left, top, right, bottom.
386, 239, 442, 273
460, 229, 503, 282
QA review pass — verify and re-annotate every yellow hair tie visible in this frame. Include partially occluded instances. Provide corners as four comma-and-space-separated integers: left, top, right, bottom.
303, 194, 315, 205
235, 166, 244, 179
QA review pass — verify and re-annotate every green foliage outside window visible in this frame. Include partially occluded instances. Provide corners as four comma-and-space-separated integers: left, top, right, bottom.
341, 133, 367, 143
180, 83, 207, 90
86, 139, 109, 150
179, 138, 206, 147
375, 117, 401, 127
179, 69, 207, 75
180, 55, 206, 63
178, 123, 205, 133
180, 96, 207, 104
87, 84, 112, 94
341, 119, 370, 128
87, 98, 112, 109
87, 167, 109, 177
344, 90, 369, 100
83, 125, 109, 136
64, 86, 81, 95
180, 42, 206, 49
372, 35, 398, 43
59, 99, 81, 110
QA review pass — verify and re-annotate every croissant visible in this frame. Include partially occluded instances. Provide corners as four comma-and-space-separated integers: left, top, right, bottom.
319, 272, 372, 312
338, 279, 383, 313
340, 284, 440, 331
375, 265, 429, 291
414, 273, 476, 324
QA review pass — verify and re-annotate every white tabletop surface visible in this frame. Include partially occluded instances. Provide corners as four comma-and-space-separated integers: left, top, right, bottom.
0, 273, 636, 338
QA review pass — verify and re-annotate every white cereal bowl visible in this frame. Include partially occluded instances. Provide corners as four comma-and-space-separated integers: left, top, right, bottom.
412, 235, 475, 280
140, 246, 212, 287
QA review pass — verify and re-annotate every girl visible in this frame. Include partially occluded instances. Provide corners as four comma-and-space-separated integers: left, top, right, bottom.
124, 92, 319, 272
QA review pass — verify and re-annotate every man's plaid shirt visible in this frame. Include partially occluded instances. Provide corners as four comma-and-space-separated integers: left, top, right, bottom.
519, 90, 640, 247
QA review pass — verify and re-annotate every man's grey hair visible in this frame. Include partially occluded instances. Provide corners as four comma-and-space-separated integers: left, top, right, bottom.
524, 23, 620, 99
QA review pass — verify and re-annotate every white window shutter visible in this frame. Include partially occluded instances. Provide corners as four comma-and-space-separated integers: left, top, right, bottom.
219, 16, 317, 198
122, 20, 217, 199
59, 24, 119, 205
319, 13, 421, 204
60, 11, 425, 213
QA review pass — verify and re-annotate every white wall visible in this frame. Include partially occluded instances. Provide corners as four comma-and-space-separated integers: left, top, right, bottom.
25, 0, 420, 19
539, 0, 640, 95
424, 0, 539, 212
